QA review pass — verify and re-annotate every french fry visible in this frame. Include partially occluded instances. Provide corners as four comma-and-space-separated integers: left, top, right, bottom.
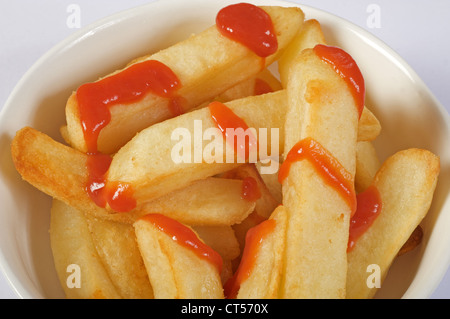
221, 260, 234, 287
49, 199, 121, 299
64, 6, 304, 154
397, 225, 423, 257
134, 214, 224, 298
221, 164, 279, 253
278, 18, 381, 142
346, 149, 439, 299
192, 226, 240, 261
279, 19, 326, 87
107, 91, 286, 209
221, 164, 278, 220
237, 205, 287, 299
11, 127, 112, 220
280, 48, 360, 298
11, 127, 255, 225
256, 159, 283, 204
208, 68, 283, 105
357, 107, 381, 142
141, 177, 255, 226
85, 215, 154, 299
355, 141, 381, 193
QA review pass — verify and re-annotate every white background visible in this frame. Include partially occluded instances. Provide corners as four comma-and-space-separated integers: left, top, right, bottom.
0, 0, 449, 299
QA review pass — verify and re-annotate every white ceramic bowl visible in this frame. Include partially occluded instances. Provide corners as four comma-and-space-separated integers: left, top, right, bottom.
0, 0, 449, 299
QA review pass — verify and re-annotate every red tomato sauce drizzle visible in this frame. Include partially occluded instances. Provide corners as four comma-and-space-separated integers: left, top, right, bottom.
313, 44, 365, 118
216, 3, 278, 67
241, 176, 262, 202
278, 137, 356, 216
348, 185, 382, 251
141, 214, 223, 273
85, 154, 136, 213
86, 153, 112, 208
208, 101, 257, 162
77, 60, 182, 212
77, 59, 182, 153
224, 218, 276, 299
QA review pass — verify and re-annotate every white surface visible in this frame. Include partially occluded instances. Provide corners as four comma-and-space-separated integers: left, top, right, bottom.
0, 0, 449, 299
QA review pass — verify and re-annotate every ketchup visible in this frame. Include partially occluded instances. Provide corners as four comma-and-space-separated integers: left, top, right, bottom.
224, 218, 276, 299
313, 44, 365, 118
76, 59, 182, 154
77, 60, 181, 212
208, 101, 257, 161
86, 153, 112, 208
216, 3, 278, 58
348, 185, 382, 251
241, 176, 262, 202
141, 214, 223, 273
85, 154, 136, 212
105, 181, 137, 213
278, 137, 356, 215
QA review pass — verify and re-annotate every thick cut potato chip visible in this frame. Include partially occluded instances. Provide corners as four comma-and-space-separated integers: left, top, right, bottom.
221, 164, 278, 220
278, 18, 381, 142
85, 215, 153, 299
200, 68, 283, 106
107, 91, 287, 209
346, 149, 439, 299
64, 6, 304, 154
11, 127, 254, 225
134, 215, 224, 298
192, 226, 240, 261
49, 200, 121, 299
256, 159, 283, 204
355, 141, 381, 193
357, 106, 381, 142
235, 205, 287, 299
397, 226, 423, 257
139, 177, 255, 226
221, 164, 279, 254
279, 19, 326, 87
280, 48, 359, 298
